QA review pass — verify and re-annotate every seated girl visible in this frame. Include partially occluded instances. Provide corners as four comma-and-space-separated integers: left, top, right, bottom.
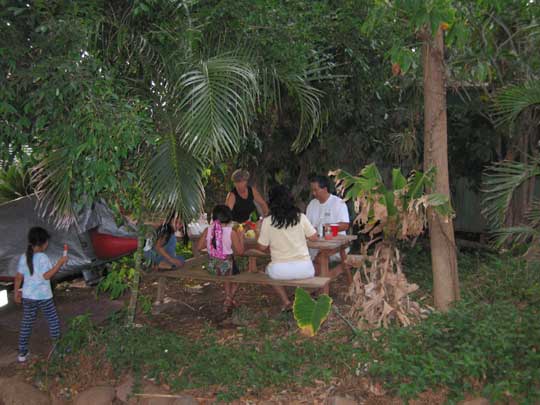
144, 216, 185, 270
256, 185, 318, 311
197, 205, 244, 313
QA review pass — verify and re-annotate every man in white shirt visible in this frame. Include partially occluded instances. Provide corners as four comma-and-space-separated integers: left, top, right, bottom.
306, 175, 350, 272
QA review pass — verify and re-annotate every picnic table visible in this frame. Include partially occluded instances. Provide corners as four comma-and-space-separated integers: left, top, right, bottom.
188, 233, 356, 294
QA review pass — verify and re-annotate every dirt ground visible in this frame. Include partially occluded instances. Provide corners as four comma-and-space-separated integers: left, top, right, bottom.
0, 273, 448, 404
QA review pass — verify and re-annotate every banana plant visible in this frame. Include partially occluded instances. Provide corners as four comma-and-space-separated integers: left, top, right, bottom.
331, 164, 452, 328
332, 164, 453, 242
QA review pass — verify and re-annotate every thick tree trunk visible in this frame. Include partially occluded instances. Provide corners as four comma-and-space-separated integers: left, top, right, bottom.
422, 27, 460, 311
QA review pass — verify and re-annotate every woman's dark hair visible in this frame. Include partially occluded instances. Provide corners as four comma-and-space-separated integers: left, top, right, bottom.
26, 227, 50, 276
156, 223, 174, 244
268, 185, 301, 229
156, 212, 178, 244
211, 205, 232, 249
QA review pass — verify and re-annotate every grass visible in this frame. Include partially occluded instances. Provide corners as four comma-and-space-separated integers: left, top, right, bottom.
41, 313, 354, 401
36, 247, 540, 403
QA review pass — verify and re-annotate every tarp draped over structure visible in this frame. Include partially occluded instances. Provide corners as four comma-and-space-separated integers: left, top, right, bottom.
0, 195, 137, 278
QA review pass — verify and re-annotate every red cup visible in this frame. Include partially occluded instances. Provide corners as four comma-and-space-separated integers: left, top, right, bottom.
330, 224, 339, 237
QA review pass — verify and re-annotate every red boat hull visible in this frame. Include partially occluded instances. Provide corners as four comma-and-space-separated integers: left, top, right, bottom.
89, 230, 138, 260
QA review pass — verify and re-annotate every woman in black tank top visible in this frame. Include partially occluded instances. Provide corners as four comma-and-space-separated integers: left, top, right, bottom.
231, 186, 255, 222
225, 169, 269, 223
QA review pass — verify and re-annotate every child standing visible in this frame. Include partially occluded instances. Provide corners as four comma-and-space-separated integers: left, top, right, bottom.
13, 227, 68, 363
197, 205, 244, 313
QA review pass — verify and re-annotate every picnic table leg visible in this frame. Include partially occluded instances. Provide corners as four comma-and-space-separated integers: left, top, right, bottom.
155, 276, 166, 306
248, 257, 257, 273
341, 247, 353, 285
190, 235, 201, 257
319, 252, 331, 295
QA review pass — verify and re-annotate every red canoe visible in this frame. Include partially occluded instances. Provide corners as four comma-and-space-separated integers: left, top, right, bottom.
89, 230, 138, 260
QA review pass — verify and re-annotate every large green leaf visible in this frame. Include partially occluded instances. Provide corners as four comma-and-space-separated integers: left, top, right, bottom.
293, 287, 332, 337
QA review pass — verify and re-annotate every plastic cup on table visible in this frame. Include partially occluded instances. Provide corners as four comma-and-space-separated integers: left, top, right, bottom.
330, 224, 339, 237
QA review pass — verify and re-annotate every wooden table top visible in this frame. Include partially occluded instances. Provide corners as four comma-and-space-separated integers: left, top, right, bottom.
191, 233, 356, 253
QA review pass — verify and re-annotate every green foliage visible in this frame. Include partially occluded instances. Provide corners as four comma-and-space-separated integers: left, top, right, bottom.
175, 241, 193, 260
0, 164, 32, 203
46, 319, 353, 400
138, 294, 153, 315
333, 164, 452, 241
356, 299, 540, 402
40, 251, 540, 402
55, 314, 97, 354
461, 255, 540, 305
293, 288, 332, 336
492, 81, 540, 126
482, 160, 540, 232
96, 257, 136, 300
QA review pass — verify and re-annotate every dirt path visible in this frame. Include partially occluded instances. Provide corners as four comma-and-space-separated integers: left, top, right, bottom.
0, 283, 124, 373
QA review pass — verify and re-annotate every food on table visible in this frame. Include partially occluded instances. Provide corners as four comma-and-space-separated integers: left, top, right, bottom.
245, 229, 256, 239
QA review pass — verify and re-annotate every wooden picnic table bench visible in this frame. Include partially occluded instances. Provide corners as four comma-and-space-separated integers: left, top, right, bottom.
188, 233, 357, 295
145, 254, 331, 306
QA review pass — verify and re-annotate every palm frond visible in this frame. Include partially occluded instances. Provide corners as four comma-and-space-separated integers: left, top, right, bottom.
176, 56, 258, 161
481, 160, 540, 229
32, 148, 76, 229
143, 136, 204, 221
525, 199, 540, 229
492, 81, 540, 126
287, 75, 325, 153
491, 226, 539, 248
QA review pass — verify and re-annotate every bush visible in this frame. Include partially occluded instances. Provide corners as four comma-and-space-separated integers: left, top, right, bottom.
353, 250, 540, 402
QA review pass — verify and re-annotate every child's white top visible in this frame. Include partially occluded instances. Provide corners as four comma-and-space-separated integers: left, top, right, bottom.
17, 253, 53, 300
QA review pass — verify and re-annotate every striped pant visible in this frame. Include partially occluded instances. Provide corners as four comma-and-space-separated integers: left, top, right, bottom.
18, 298, 60, 355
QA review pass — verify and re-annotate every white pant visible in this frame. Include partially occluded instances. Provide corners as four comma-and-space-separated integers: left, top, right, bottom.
266, 260, 315, 280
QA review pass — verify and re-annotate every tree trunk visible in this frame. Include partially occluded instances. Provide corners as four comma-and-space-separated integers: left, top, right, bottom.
422, 27, 460, 311
127, 205, 145, 326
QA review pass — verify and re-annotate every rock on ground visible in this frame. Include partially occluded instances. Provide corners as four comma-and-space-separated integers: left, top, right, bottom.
0, 351, 18, 367
74, 385, 115, 405
0, 377, 50, 405
459, 398, 490, 405
116, 374, 135, 403
326, 396, 358, 405
135, 382, 198, 405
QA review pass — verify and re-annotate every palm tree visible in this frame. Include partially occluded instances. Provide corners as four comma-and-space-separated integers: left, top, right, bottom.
29, 3, 328, 323
482, 81, 540, 257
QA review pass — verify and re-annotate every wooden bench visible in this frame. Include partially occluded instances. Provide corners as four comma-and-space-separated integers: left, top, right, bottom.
145, 254, 331, 305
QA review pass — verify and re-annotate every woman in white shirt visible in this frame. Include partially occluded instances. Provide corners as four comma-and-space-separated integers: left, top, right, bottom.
257, 185, 318, 311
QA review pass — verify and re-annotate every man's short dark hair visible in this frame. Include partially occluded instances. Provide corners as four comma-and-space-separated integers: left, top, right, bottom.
309, 174, 330, 192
